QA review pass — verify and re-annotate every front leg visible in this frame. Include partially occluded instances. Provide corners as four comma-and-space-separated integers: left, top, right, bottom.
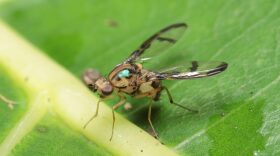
84, 98, 103, 129
110, 94, 126, 141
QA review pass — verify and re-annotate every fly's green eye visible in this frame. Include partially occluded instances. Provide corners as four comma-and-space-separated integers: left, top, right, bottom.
118, 69, 130, 78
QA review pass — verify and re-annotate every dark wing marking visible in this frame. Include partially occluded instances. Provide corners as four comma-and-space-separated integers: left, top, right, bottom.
124, 23, 187, 63
155, 61, 228, 80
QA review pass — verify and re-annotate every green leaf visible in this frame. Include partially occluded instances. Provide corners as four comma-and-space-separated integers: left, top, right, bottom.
0, 21, 176, 156
0, 0, 279, 155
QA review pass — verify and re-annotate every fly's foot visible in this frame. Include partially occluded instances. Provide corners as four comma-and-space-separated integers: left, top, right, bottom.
148, 129, 159, 139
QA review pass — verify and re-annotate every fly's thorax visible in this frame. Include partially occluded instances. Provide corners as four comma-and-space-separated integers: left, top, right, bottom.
108, 63, 142, 94
139, 79, 161, 93
136, 69, 162, 100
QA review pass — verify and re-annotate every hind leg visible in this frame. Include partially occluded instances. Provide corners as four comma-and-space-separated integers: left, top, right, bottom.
162, 86, 198, 113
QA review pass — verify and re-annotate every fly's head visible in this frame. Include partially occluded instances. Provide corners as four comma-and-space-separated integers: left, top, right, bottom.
83, 69, 114, 98
108, 63, 142, 91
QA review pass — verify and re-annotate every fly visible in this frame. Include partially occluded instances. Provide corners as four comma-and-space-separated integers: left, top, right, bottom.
82, 23, 228, 140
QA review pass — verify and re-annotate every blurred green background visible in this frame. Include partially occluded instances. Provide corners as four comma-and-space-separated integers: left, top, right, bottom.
0, 0, 280, 155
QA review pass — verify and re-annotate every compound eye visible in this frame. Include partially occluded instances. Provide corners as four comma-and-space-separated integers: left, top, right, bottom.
101, 85, 113, 96
117, 69, 130, 78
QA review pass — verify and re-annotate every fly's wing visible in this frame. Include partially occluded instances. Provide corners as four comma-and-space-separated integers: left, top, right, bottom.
124, 23, 187, 63
154, 61, 228, 80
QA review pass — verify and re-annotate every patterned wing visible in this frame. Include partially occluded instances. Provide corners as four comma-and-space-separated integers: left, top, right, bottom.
154, 61, 228, 80
124, 23, 187, 63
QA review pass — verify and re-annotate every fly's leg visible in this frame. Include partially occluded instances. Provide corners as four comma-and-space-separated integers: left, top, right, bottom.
0, 94, 15, 110
162, 86, 198, 113
84, 99, 102, 129
110, 95, 126, 141
148, 100, 159, 139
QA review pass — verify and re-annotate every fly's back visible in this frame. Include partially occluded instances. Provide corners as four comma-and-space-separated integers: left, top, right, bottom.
108, 63, 142, 95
